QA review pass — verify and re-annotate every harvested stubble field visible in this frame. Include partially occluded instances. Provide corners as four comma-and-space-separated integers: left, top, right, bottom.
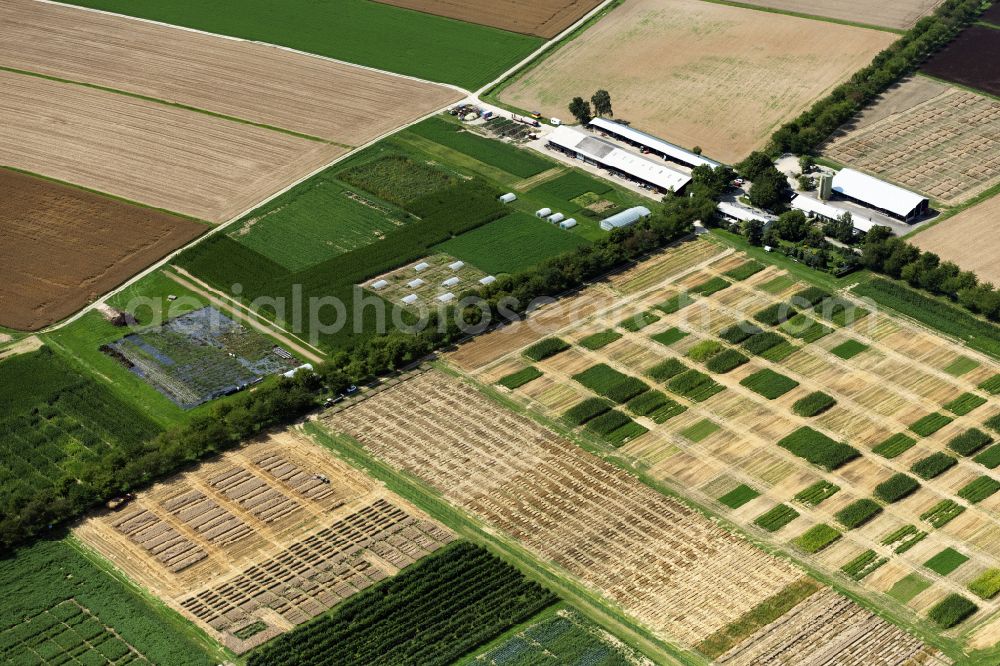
727, 0, 942, 30
0, 69, 345, 223
0, 0, 461, 145
499, 0, 893, 162
322, 370, 802, 647
463, 240, 1000, 642
0, 169, 204, 331
913, 194, 1000, 285
824, 79, 1000, 205
373, 0, 602, 38
75, 431, 453, 654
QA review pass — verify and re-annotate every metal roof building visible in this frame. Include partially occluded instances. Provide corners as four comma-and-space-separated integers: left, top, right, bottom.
600, 206, 652, 231
831, 169, 929, 222
717, 202, 777, 226
589, 118, 721, 170
547, 126, 691, 194
791, 195, 879, 233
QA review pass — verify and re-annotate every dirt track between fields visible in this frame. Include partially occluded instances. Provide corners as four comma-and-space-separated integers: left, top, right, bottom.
372, 0, 602, 38
0, 169, 205, 331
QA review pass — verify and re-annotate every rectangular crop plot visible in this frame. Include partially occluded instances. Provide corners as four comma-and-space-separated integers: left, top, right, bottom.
842, 551, 888, 581
777, 427, 860, 470
620, 310, 661, 332
498, 366, 542, 389
523, 337, 570, 361
795, 481, 840, 506
564, 397, 613, 425
922, 500, 965, 528
729, 0, 942, 30
652, 327, 690, 347
888, 574, 931, 604
741, 369, 799, 399
0, 168, 205, 331
656, 293, 696, 314
668, 369, 725, 402
835, 499, 882, 529
780, 314, 833, 344
705, 349, 749, 374
718, 484, 760, 509
922, 26, 1000, 98
947, 428, 993, 457
627, 390, 686, 423
928, 594, 978, 629
911, 452, 957, 480
754, 505, 800, 532
719, 321, 763, 344
691, 277, 731, 296
573, 364, 649, 403
795, 524, 841, 554
909, 412, 954, 437
874, 474, 920, 503
944, 393, 987, 416
410, 118, 550, 177
974, 445, 1000, 469
792, 392, 836, 417
980, 374, 1000, 395
530, 171, 612, 201
105, 306, 300, 408
579, 330, 622, 350
681, 419, 721, 442
647, 358, 688, 382
723, 261, 765, 281
958, 476, 1000, 504
924, 547, 969, 577
829, 339, 869, 360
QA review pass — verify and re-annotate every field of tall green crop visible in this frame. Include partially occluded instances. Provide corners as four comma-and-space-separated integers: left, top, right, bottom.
60, 0, 542, 89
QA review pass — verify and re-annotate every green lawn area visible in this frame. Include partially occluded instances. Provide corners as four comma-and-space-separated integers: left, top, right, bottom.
434, 212, 588, 274
409, 118, 551, 178
759, 274, 798, 295
59, 0, 541, 89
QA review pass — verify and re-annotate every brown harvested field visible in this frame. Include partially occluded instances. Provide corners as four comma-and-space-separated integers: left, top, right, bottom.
825, 79, 1000, 205
922, 25, 1000, 99
0, 70, 345, 223
371, 0, 602, 38
498, 0, 893, 162
0, 0, 461, 145
730, 0, 942, 29
912, 195, 1000, 285
462, 242, 1000, 643
0, 169, 205, 331
75, 431, 453, 654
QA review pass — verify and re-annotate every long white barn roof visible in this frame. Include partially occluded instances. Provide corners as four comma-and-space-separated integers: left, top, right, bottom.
791, 195, 878, 233
590, 118, 721, 169
831, 169, 927, 218
717, 201, 776, 224
548, 126, 691, 193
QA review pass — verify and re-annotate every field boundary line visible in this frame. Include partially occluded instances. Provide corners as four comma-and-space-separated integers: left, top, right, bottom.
0, 65, 345, 146
163, 268, 325, 364
695, 0, 907, 34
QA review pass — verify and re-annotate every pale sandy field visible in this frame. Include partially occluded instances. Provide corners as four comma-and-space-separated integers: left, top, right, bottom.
0, 70, 346, 222
913, 195, 1000, 285
499, 0, 894, 162
733, 0, 943, 29
1, 0, 461, 146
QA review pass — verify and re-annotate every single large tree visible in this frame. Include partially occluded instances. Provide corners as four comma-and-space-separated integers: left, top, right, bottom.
591, 89, 613, 117
569, 97, 593, 125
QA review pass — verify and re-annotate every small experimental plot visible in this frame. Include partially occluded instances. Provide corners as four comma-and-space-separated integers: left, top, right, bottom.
0, 0, 462, 145
499, 0, 894, 162
75, 432, 454, 655
725, 0, 943, 29
922, 26, 1000, 98
0, 347, 161, 517
825, 78, 1000, 205
0, 168, 205, 331
471, 609, 654, 665
913, 194, 1000, 286
0, 70, 344, 223
371, 0, 603, 38
246, 542, 556, 666
103, 306, 300, 409
365, 254, 489, 309
59, 0, 540, 90
0, 539, 216, 665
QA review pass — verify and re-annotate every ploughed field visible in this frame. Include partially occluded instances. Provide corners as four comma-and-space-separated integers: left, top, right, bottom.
726, 0, 943, 29
0, 168, 204, 331
0, 0, 462, 146
371, 0, 603, 38
922, 25, 1000, 98
498, 0, 894, 162
0, 69, 345, 223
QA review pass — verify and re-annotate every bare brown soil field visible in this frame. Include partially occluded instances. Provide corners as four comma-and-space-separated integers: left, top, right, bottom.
0, 0, 461, 145
499, 0, 893, 162
75, 432, 453, 654
0, 169, 205, 331
0, 70, 346, 223
372, 0, 602, 38
825, 80, 1000, 205
922, 26, 1000, 98
732, 0, 942, 29
912, 195, 1000, 285
465, 243, 1000, 644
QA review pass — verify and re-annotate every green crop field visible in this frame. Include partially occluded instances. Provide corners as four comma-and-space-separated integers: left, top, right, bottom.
705, 349, 749, 374
887, 573, 932, 604
944, 356, 980, 377
957, 476, 1000, 504
718, 321, 763, 345
909, 412, 954, 437
619, 310, 660, 333
754, 504, 800, 532
944, 392, 988, 416
882, 525, 927, 555
523, 338, 570, 361
626, 390, 686, 423
927, 594, 977, 629
872, 433, 917, 459
651, 327, 689, 347
529, 171, 611, 203
969, 569, 1000, 600
667, 370, 724, 402
646, 358, 688, 383
974, 445, 1000, 469
579, 330, 621, 350
434, 212, 589, 274
777, 427, 859, 470
563, 397, 613, 426
59, 0, 541, 89
829, 339, 869, 360
655, 293, 695, 315
842, 550, 888, 581
573, 364, 648, 403
911, 452, 958, 480
924, 548, 970, 577
794, 524, 841, 554
792, 391, 836, 417
718, 484, 760, 509
680, 418, 721, 442
740, 369, 799, 399
691, 277, 730, 296
498, 366, 543, 390
835, 499, 882, 529
874, 473, 920, 503
409, 118, 550, 178
794, 480, 840, 506
0, 539, 215, 665
922, 500, 965, 528
723, 261, 764, 281
947, 428, 993, 456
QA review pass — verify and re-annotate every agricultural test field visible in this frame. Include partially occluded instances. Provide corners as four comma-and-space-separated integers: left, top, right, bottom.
104, 306, 300, 409
471, 237, 1000, 647
729, 0, 942, 29
913, 195, 1000, 285
59, 0, 541, 89
0, 69, 344, 223
922, 25, 1000, 98
0, 168, 205, 331
75, 432, 454, 654
0, 0, 461, 145
825, 78, 1000, 205
372, 0, 602, 37
498, 0, 893, 162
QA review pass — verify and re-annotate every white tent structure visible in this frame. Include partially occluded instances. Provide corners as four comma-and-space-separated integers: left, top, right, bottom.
414, 262, 430, 272
401, 294, 418, 305
479, 275, 497, 285
370, 279, 389, 290
791, 195, 879, 233
535, 207, 552, 218
407, 278, 425, 289
589, 118, 720, 170
441, 277, 460, 288
560, 218, 577, 229
831, 169, 929, 221
499, 192, 517, 203
547, 126, 691, 194
600, 206, 651, 231
547, 212, 565, 224
437, 292, 455, 303
448, 261, 465, 271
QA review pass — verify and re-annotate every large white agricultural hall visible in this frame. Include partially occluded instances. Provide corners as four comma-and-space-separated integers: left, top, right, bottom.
831, 168, 929, 222
791, 195, 879, 233
589, 117, 721, 170
547, 126, 691, 194
717, 201, 777, 227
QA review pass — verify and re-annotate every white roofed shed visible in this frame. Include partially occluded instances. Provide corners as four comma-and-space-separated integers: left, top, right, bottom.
589, 118, 721, 170
831, 169, 929, 221
791, 195, 878, 233
600, 206, 651, 231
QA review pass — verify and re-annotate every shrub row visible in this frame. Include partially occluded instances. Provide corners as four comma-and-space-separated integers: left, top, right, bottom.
948, 428, 993, 456
835, 499, 882, 529
792, 392, 836, 417
777, 427, 860, 471
498, 367, 542, 390
754, 504, 800, 532
741, 369, 799, 399
523, 338, 570, 361
705, 349, 749, 374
